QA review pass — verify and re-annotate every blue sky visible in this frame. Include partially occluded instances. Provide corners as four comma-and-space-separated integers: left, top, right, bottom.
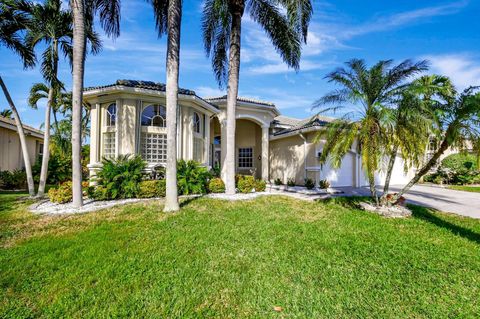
1, 0, 480, 129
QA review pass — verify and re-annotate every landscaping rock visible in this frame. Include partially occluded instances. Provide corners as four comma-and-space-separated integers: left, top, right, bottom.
359, 202, 412, 218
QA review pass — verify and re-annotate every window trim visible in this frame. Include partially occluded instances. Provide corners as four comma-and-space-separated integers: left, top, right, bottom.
238, 147, 254, 169
193, 112, 201, 135
141, 104, 167, 129
105, 103, 117, 128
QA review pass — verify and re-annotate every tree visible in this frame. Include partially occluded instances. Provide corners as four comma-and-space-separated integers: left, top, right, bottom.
381, 75, 455, 204
0, 0, 36, 195
202, 0, 313, 194
392, 86, 480, 202
70, 0, 120, 207
147, 0, 182, 212
313, 59, 428, 205
0, 108, 13, 117
24, 0, 101, 196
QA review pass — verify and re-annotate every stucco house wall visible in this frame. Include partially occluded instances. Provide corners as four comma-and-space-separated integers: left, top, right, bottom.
0, 117, 43, 172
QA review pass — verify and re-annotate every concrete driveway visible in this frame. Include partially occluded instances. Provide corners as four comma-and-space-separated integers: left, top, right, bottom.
335, 185, 480, 219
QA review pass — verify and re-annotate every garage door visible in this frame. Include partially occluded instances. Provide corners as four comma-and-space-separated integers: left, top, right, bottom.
321, 153, 355, 187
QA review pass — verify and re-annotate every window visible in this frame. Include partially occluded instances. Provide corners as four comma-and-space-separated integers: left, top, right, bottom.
193, 112, 201, 134
193, 137, 204, 162
106, 103, 116, 127
238, 147, 253, 168
142, 104, 166, 127
103, 132, 116, 158
141, 133, 167, 163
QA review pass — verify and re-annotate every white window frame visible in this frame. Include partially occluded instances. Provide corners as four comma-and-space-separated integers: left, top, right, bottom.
101, 102, 117, 158
193, 112, 201, 134
238, 147, 254, 169
140, 104, 167, 163
141, 104, 166, 128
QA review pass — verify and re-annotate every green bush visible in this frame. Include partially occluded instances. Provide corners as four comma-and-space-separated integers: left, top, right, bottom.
305, 178, 316, 190
32, 153, 71, 184
94, 155, 146, 200
255, 179, 266, 192
441, 153, 478, 172
319, 179, 330, 189
138, 180, 166, 198
274, 178, 283, 185
208, 178, 225, 193
0, 169, 27, 190
48, 182, 73, 203
238, 175, 256, 193
287, 179, 296, 187
177, 160, 211, 195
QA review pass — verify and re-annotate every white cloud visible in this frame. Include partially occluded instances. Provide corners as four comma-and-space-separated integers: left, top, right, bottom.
423, 54, 480, 89
194, 86, 225, 97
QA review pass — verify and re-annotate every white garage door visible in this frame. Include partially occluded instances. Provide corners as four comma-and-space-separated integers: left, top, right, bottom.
321, 153, 355, 187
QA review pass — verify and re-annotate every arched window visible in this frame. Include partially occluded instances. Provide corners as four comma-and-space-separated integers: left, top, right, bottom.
141, 104, 166, 127
106, 103, 116, 127
193, 112, 201, 134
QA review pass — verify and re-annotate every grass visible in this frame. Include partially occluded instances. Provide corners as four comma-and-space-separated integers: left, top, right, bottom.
447, 185, 480, 193
1, 193, 480, 318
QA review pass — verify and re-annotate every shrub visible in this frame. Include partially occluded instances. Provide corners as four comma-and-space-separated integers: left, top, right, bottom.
255, 179, 266, 192
95, 155, 146, 200
177, 160, 211, 195
305, 178, 316, 190
48, 182, 73, 203
210, 164, 221, 178
237, 175, 256, 193
0, 169, 27, 190
441, 153, 478, 172
32, 153, 71, 184
287, 179, 296, 187
138, 180, 166, 198
319, 179, 330, 189
208, 178, 225, 193
274, 178, 283, 185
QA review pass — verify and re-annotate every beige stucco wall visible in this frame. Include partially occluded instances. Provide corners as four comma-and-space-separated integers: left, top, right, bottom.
235, 119, 262, 178
0, 126, 42, 171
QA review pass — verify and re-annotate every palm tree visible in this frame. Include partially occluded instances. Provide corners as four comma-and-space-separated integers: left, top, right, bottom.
147, 0, 182, 212
313, 59, 428, 205
202, 0, 313, 194
24, 0, 101, 197
381, 75, 455, 204
70, 0, 120, 207
0, 0, 36, 196
0, 108, 13, 118
392, 86, 480, 202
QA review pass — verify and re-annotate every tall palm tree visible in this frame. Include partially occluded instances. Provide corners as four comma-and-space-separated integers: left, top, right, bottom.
0, 0, 36, 195
313, 59, 428, 205
202, 0, 313, 194
392, 86, 480, 202
147, 0, 182, 212
70, 0, 120, 207
24, 0, 101, 197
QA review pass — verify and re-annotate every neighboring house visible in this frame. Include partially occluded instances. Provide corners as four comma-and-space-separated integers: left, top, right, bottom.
84, 80, 433, 187
0, 116, 44, 171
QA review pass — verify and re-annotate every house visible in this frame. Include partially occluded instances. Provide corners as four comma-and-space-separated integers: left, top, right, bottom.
0, 116, 44, 171
84, 80, 417, 187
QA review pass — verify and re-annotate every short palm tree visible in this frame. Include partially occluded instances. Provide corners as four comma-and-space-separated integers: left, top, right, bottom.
0, 108, 13, 118
0, 0, 36, 195
147, 0, 182, 212
24, 0, 100, 197
70, 0, 120, 207
202, 0, 313, 194
313, 59, 428, 205
392, 86, 480, 202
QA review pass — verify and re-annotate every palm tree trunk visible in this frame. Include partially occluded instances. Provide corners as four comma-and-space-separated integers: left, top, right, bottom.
0, 76, 35, 196
224, 2, 244, 195
37, 87, 53, 197
37, 40, 59, 197
367, 159, 379, 206
392, 130, 452, 203
71, 0, 86, 207
380, 145, 398, 204
163, 0, 182, 212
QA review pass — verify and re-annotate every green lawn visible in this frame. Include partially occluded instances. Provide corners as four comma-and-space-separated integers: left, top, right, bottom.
1, 193, 480, 318
447, 185, 480, 193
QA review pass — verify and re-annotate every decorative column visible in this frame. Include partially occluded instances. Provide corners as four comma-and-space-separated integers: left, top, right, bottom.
261, 125, 269, 181
204, 114, 211, 166
89, 103, 100, 164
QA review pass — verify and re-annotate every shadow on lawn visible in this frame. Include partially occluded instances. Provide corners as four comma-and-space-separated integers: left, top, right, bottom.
411, 205, 480, 245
